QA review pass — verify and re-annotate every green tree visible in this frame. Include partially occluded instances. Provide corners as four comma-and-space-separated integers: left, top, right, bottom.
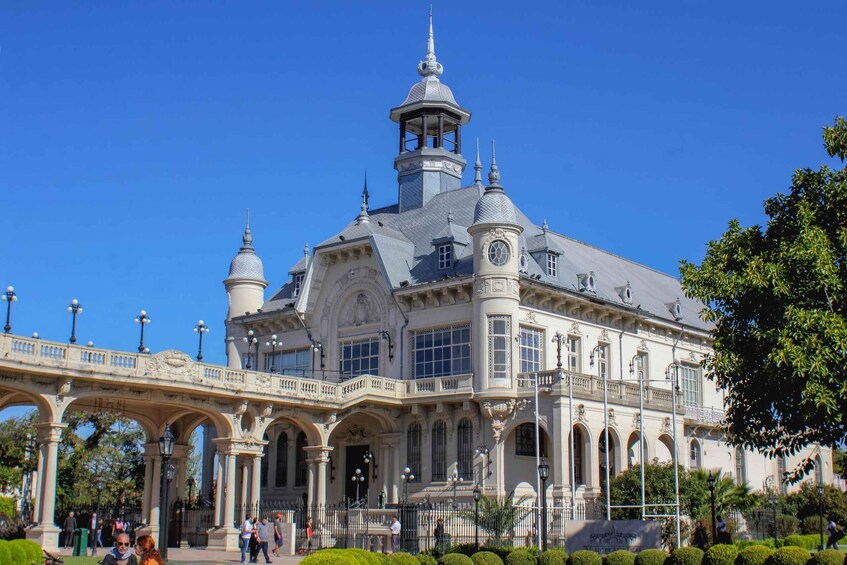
459, 491, 532, 545
0, 412, 37, 491
687, 470, 758, 518
680, 117, 847, 480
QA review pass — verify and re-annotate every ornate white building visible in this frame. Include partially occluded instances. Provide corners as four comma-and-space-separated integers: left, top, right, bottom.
215, 16, 833, 511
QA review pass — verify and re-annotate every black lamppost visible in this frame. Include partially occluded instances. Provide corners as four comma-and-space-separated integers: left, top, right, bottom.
2, 286, 17, 333
312, 341, 325, 378
96, 475, 104, 526
449, 472, 463, 509
400, 466, 415, 504
378, 330, 394, 361
765, 495, 778, 543
193, 320, 209, 361
538, 458, 550, 552
67, 299, 83, 344
707, 472, 717, 543
817, 485, 825, 551
135, 310, 151, 353
158, 423, 175, 560
22, 435, 36, 523
473, 484, 481, 551
187, 477, 195, 506
363, 451, 378, 481
243, 330, 258, 370
266, 334, 281, 373
351, 468, 365, 503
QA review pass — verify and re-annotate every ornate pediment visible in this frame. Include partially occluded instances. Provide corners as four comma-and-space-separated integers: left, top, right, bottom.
145, 350, 196, 376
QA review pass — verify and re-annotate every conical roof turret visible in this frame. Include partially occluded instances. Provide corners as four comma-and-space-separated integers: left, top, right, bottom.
473, 141, 518, 226
226, 211, 267, 283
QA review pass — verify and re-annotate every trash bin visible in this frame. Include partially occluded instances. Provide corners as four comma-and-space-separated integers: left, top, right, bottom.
73, 528, 89, 556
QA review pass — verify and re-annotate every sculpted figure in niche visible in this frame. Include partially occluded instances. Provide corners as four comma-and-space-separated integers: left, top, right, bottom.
342, 293, 379, 327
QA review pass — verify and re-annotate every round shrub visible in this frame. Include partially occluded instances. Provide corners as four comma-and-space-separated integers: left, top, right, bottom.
418, 555, 439, 565
604, 550, 635, 565
811, 549, 843, 565
507, 549, 538, 565
737, 545, 773, 565
346, 549, 383, 565
540, 549, 569, 565
703, 545, 738, 565
635, 549, 669, 565
0, 541, 12, 565
6, 542, 27, 565
767, 546, 811, 565
473, 551, 505, 565
301, 550, 358, 565
568, 551, 602, 565
389, 553, 422, 565
10, 540, 40, 565
453, 545, 479, 557
782, 536, 818, 550
376, 554, 390, 565
442, 554, 475, 565
670, 547, 703, 565
485, 548, 516, 561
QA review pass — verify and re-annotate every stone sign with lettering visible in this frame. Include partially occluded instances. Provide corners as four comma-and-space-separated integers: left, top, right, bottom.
565, 521, 662, 555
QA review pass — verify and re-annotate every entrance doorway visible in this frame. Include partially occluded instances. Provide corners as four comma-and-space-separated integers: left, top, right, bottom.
345, 445, 370, 503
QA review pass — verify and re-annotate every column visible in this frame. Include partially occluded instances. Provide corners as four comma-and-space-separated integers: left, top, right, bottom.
175, 458, 187, 501
551, 397, 568, 504
26, 422, 66, 550
303, 446, 333, 509
493, 438, 506, 498
306, 461, 316, 511
392, 442, 401, 503
240, 459, 249, 515
214, 454, 224, 527
33, 447, 44, 524
379, 444, 390, 505
148, 456, 162, 534
250, 455, 262, 512
223, 453, 237, 529
141, 453, 154, 525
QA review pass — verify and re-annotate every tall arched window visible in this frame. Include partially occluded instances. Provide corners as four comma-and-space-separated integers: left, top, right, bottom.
276, 432, 289, 487
572, 427, 584, 485
407, 422, 421, 482
261, 434, 269, 487
432, 421, 447, 481
295, 432, 308, 486
735, 446, 746, 485
689, 439, 701, 469
598, 429, 616, 483
457, 418, 473, 478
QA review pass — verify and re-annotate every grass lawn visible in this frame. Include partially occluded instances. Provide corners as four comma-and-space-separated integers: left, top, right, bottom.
58, 558, 101, 565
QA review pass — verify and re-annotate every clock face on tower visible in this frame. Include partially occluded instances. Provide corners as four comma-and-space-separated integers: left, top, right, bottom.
488, 240, 511, 266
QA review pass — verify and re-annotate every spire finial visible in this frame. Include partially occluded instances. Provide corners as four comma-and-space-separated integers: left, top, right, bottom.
542, 219, 549, 232
304, 242, 310, 257
357, 172, 371, 224
242, 208, 253, 247
487, 140, 502, 188
417, 8, 443, 78
474, 137, 483, 188
447, 210, 454, 224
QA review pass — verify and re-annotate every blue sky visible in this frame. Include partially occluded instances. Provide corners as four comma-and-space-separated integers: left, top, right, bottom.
0, 1, 845, 380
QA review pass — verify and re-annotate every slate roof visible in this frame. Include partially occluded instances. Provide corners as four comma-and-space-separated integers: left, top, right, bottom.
268, 185, 709, 331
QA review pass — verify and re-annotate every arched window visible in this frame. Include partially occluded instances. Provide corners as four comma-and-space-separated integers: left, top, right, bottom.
261, 434, 269, 487
735, 446, 746, 485
627, 432, 646, 469
689, 439, 701, 469
407, 422, 421, 482
515, 423, 547, 457
572, 427, 584, 485
432, 421, 447, 482
295, 432, 308, 486
599, 429, 616, 483
276, 432, 289, 487
814, 455, 823, 485
457, 418, 473, 478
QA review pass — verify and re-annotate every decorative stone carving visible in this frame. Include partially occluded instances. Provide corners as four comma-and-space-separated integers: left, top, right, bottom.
638, 339, 649, 352
608, 408, 616, 425
523, 311, 537, 324
145, 350, 195, 375
632, 412, 641, 429
600, 329, 610, 342
576, 404, 587, 423
569, 322, 581, 335
661, 417, 671, 434
341, 293, 379, 327
516, 399, 533, 412
481, 399, 517, 442
336, 423, 369, 442
234, 400, 248, 416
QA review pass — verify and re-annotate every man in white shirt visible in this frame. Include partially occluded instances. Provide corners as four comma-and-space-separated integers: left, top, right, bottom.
389, 516, 401, 553
241, 515, 254, 564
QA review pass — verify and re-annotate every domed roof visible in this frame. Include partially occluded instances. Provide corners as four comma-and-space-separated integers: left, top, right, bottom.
473, 142, 518, 226
226, 224, 266, 283
401, 76, 458, 107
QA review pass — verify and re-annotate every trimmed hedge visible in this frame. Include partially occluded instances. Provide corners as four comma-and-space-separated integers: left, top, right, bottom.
9, 540, 40, 565
767, 547, 812, 565
604, 550, 635, 565
441, 554, 475, 565
473, 552, 505, 565
703, 545, 738, 565
6, 542, 27, 565
539, 549, 569, 565
300, 550, 359, 565
811, 549, 843, 565
376, 554, 390, 565
452, 545, 479, 557
634, 550, 668, 565
569, 551, 602, 565
782, 535, 819, 551
507, 549, 538, 565
670, 547, 703, 565
736, 545, 773, 565
347, 548, 383, 565
0, 541, 12, 565
418, 555, 438, 565
388, 554, 420, 565
484, 548, 516, 561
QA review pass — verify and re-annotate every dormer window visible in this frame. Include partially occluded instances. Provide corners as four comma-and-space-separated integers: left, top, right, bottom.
667, 298, 683, 321
617, 282, 634, 305
578, 271, 597, 294
438, 244, 452, 270
546, 253, 558, 277
293, 273, 304, 297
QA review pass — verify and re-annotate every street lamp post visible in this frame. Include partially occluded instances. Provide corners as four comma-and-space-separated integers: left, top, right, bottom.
351, 468, 365, 504
67, 299, 83, 343
665, 361, 682, 548
312, 342, 325, 378
2, 286, 17, 333
193, 321, 209, 361
707, 472, 717, 544
589, 345, 611, 521
363, 451, 378, 481
400, 467, 414, 504
187, 477, 195, 506
538, 458, 550, 552
134, 310, 151, 353
473, 484, 481, 551
448, 472, 463, 509
817, 485, 824, 551
22, 435, 36, 523
158, 423, 176, 560
243, 330, 258, 370
265, 335, 282, 373
768, 495, 779, 544
96, 475, 104, 528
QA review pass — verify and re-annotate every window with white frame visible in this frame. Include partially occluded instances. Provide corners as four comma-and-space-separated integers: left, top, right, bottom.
293, 273, 304, 297
596, 343, 609, 380
679, 364, 700, 406
488, 316, 511, 380
519, 327, 543, 373
438, 244, 452, 270
690, 439, 701, 469
340, 337, 379, 378
546, 253, 558, 277
265, 348, 311, 374
567, 336, 580, 373
413, 325, 471, 378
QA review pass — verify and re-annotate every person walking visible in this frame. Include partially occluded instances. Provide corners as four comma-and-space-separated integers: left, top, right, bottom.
256, 517, 273, 563
272, 513, 284, 556
101, 533, 137, 565
240, 515, 254, 565
89, 513, 99, 556
716, 516, 731, 544
63, 512, 77, 549
134, 534, 165, 565
693, 521, 708, 550
389, 515, 401, 553
826, 519, 843, 549
304, 516, 314, 555
249, 517, 260, 563
434, 517, 446, 553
